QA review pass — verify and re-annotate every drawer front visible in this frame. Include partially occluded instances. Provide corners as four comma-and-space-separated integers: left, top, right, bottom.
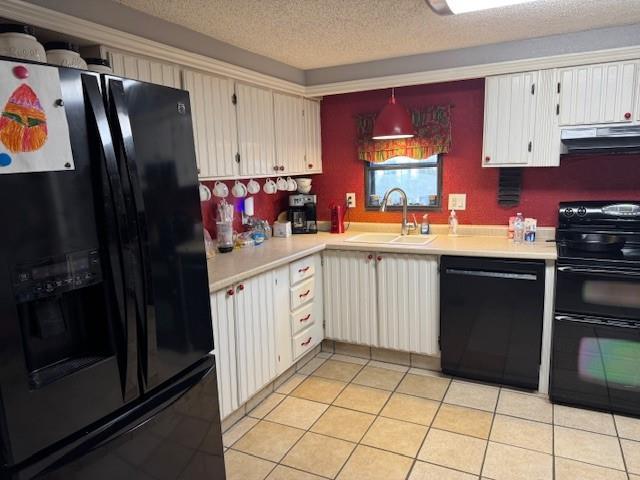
289, 256, 316, 285
290, 278, 315, 310
292, 325, 319, 359
291, 302, 315, 336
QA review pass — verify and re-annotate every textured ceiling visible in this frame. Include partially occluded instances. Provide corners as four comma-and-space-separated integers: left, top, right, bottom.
111, 0, 640, 69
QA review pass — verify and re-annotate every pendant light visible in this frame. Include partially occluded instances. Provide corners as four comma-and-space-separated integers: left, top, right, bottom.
372, 88, 416, 140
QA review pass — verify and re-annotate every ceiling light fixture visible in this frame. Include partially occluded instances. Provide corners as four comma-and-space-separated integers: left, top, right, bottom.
426, 0, 537, 15
372, 89, 416, 140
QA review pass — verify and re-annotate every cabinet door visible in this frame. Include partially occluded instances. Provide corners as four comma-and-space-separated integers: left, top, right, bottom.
273, 266, 293, 375
182, 70, 238, 179
210, 288, 239, 419
236, 83, 276, 177
377, 254, 439, 355
234, 271, 278, 404
483, 72, 537, 167
303, 99, 322, 174
531, 69, 561, 167
558, 61, 637, 126
323, 251, 378, 346
274, 92, 306, 175
107, 50, 181, 88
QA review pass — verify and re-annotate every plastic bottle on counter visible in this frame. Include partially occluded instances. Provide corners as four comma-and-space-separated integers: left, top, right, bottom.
421, 214, 430, 235
513, 212, 525, 244
448, 210, 458, 236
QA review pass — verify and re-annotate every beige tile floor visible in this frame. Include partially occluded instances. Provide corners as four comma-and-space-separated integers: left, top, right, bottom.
222, 351, 640, 480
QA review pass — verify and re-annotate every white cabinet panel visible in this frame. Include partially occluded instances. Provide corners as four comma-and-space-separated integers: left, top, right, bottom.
274, 92, 305, 174
210, 288, 238, 419
483, 71, 537, 167
182, 70, 238, 179
531, 69, 561, 167
323, 250, 377, 346
234, 271, 278, 404
108, 50, 181, 88
236, 83, 276, 177
273, 266, 292, 375
377, 254, 439, 355
559, 61, 637, 126
303, 99, 322, 174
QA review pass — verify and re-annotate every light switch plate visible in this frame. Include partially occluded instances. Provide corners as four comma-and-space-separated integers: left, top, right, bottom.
346, 193, 356, 208
448, 194, 467, 210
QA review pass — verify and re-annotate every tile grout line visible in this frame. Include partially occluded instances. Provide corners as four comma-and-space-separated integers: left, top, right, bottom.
476, 386, 500, 479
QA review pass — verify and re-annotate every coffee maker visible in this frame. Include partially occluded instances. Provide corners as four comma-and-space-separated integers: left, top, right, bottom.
288, 194, 318, 234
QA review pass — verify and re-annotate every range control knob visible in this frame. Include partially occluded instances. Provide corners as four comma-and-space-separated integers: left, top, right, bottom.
577, 207, 587, 217
563, 207, 575, 217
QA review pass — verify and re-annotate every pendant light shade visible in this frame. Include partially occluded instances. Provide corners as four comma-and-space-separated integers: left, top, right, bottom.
372, 89, 415, 140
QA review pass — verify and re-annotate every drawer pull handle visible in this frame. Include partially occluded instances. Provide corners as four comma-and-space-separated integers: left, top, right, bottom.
298, 266, 310, 273
226, 289, 234, 296
301, 337, 312, 346
299, 290, 311, 298
300, 314, 311, 322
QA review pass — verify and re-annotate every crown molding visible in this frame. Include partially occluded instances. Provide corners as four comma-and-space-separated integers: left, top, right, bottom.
305, 44, 640, 96
0, 0, 306, 95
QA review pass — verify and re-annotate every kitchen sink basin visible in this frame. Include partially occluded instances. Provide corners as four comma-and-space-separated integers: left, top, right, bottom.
345, 233, 437, 245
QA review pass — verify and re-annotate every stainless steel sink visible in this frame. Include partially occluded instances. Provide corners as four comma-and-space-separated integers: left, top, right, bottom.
345, 233, 437, 245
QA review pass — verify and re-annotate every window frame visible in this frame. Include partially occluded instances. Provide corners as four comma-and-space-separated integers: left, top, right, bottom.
364, 154, 443, 211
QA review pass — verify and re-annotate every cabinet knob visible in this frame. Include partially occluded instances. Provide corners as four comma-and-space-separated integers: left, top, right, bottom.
625, 112, 632, 120
226, 289, 234, 297
367, 254, 373, 260
273, 165, 279, 171
377, 256, 382, 262
197, 168, 201, 174
237, 284, 244, 292
485, 156, 491, 163
307, 163, 313, 169
279, 166, 285, 171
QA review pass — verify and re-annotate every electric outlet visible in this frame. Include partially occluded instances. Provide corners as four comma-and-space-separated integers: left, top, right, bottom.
448, 194, 467, 210
346, 193, 356, 208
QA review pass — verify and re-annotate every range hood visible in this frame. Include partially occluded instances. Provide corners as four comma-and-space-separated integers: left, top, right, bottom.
561, 125, 640, 154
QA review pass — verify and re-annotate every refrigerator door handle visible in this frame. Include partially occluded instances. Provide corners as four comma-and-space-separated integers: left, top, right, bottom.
83, 74, 138, 401
108, 79, 155, 386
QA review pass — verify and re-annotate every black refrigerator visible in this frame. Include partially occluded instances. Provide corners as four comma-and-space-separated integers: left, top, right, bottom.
0, 57, 225, 479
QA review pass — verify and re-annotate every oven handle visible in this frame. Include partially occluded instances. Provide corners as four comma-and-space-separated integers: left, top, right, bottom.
557, 266, 640, 277
445, 268, 537, 281
555, 314, 640, 329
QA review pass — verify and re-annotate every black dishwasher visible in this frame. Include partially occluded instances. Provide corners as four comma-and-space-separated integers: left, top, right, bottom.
440, 256, 546, 389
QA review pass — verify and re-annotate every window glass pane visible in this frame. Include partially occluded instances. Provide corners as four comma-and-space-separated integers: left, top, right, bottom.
369, 165, 439, 207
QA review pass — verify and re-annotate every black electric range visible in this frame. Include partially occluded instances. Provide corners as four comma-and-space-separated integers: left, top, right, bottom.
551, 201, 640, 417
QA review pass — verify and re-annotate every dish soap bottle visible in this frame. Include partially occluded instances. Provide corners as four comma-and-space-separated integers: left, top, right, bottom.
421, 213, 430, 235
448, 210, 458, 236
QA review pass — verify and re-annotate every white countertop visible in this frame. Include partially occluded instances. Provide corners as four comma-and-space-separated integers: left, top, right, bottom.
207, 231, 557, 292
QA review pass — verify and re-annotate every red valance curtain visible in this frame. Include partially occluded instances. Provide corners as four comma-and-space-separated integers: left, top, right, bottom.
357, 105, 452, 163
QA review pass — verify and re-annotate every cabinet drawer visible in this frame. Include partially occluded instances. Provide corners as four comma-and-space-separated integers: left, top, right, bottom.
291, 302, 315, 336
289, 256, 316, 285
290, 278, 315, 310
293, 326, 319, 359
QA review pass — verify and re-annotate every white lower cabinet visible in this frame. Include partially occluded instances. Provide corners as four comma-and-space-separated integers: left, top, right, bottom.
323, 250, 378, 346
377, 254, 439, 355
324, 250, 439, 355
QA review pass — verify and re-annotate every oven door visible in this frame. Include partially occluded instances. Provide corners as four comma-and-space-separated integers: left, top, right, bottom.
551, 314, 640, 415
555, 262, 640, 320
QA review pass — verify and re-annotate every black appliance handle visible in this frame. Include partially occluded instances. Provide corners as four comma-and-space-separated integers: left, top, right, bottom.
557, 266, 640, 277
445, 268, 538, 281
82, 74, 137, 400
555, 314, 640, 329
107, 79, 155, 386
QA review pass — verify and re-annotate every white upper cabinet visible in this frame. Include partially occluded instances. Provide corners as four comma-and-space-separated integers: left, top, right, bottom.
483, 71, 538, 167
483, 70, 561, 168
558, 61, 638, 126
107, 50, 181, 88
323, 250, 378, 347
303, 99, 322, 174
182, 70, 238, 179
274, 92, 306, 175
235, 82, 277, 177
377, 254, 439, 355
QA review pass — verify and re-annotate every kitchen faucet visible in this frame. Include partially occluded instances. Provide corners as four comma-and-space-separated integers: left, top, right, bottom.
380, 187, 416, 235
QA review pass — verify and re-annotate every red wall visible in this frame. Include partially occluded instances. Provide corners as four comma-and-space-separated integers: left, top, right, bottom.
312, 79, 640, 227
200, 179, 290, 236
